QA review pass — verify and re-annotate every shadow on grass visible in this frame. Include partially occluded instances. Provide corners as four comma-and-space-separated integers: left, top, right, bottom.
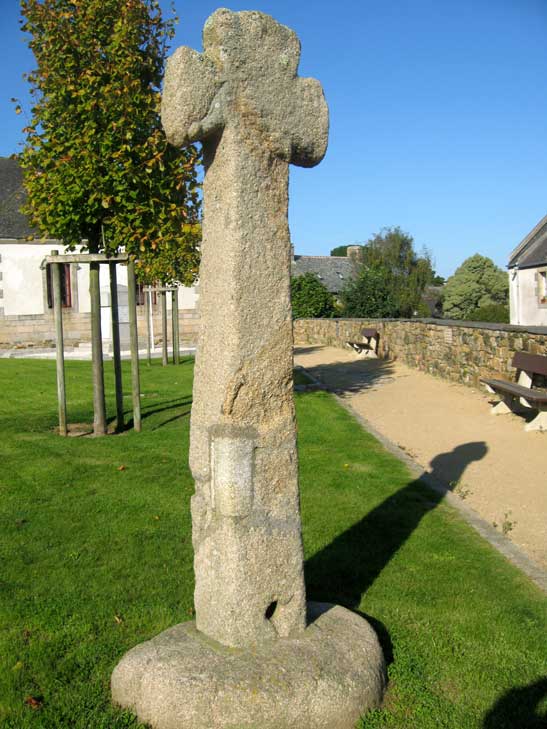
305, 441, 488, 609
305, 441, 487, 668
101, 397, 193, 433
483, 677, 547, 729
150, 407, 192, 430
140, 396, 193, 422
294, 350, 397, 395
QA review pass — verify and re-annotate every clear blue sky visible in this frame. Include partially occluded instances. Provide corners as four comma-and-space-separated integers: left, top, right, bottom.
1, 0, 546, 278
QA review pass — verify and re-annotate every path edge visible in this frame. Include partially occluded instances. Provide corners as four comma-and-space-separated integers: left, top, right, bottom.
296, 365, 547, 594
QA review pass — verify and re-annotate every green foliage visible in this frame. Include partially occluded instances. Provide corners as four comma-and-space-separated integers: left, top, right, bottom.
330, 245, 349, 257
339, 264, 399, 318
291, 272, 335, 319
339, 227, 435, 318
414, 299, 432, 318
443, 254, 509, 320
18, 0, 201, 285
467, 303, 510, 323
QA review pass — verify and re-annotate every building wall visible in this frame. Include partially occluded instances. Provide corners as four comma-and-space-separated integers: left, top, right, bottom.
509, 267, 547, 327
0, 241, 199, 348
294, 317, 547, 389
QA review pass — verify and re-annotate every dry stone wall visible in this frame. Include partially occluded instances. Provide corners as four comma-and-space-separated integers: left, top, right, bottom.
294, 318, 547, 388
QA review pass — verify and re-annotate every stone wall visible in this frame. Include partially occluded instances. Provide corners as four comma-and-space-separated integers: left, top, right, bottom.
294, 318, 547, 388
0, 307, 199, 350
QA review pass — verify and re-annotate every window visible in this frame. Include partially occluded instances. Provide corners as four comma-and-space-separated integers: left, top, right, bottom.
539, 270, 547, 305
46, 263, 72, 308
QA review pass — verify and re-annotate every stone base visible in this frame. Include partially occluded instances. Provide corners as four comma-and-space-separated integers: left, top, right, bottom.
111, 602, 386, 729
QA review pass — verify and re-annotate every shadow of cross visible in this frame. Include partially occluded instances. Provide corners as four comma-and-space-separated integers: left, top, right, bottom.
161, 10, 329, 650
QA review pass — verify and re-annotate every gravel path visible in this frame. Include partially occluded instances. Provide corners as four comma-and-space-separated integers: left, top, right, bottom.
294, 345, 547, 571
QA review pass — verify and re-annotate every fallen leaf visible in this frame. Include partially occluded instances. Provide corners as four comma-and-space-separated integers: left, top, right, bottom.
153, 515, 160, 521
117, 465, 126, 471
114, 615, 123, 625
25, 696, 43, 710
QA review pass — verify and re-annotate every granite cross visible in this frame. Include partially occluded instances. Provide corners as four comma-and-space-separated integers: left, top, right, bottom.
112, 13, 384, 726
162, 8, 329, 648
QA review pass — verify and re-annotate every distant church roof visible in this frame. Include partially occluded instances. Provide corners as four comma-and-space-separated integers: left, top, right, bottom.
0, 157, 37, 239
291, 254, 358, 294
508, 214, 547, 270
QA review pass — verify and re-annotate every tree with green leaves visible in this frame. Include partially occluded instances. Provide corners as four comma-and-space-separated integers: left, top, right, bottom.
18, 0, 201, 285
291, 273, 335, 319
359, 227, 434, 317
339, 264, 398, 318
443, 254, 509, 320
339, 227, 435, 318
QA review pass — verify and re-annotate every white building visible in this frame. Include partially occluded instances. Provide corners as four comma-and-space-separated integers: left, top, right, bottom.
508, 214, 547, 327
0, 156, 199, 349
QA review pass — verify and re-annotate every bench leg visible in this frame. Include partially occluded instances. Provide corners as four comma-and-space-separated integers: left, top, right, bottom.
363, 336, 378, 358
491, 395, 513, 415
346, 341, 372, 357
524, 408, 547, 432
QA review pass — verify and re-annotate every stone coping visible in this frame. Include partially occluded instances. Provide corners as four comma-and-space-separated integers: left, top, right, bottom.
295, 317, 547, 336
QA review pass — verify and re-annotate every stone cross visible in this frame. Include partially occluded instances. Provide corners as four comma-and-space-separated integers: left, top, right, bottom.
113, 14, 383, 725
162, 8, 329, 648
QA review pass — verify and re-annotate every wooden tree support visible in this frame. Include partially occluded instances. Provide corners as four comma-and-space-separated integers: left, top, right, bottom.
42, 251, 143, 436
51, 251, 67, 436
161, 290, 168, 366
145, 289, 152, 367
90, 260, 107, 436
143, 285, 180, 366
109, 262, 124, 431
127, 261, 142, 432
172, 288, 180, 365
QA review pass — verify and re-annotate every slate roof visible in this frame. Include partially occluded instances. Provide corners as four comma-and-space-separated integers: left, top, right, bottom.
291, 254, 357, 294
0, 156, 37, 239
508, 214, 547, 270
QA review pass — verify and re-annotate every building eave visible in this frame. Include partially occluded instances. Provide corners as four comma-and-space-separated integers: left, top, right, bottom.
509, 213, 547, 268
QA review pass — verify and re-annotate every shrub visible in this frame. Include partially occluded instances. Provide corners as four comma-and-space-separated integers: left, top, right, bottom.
443, 255, 509, 320
291, 273, 335, 319
466, 303, 510, 323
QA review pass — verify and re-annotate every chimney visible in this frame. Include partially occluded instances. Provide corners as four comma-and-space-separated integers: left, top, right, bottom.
347, 245, 363, 263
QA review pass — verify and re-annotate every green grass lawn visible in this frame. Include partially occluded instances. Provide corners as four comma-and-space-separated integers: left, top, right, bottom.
0, 358, 545, 728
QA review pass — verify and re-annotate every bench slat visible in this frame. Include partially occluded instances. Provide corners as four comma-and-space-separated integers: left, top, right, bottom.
481, 378, 547, 405
512, 351, 547, 377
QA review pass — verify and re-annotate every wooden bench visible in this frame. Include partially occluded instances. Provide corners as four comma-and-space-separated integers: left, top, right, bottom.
346, 327, 379, 357
481, 352, 547, 432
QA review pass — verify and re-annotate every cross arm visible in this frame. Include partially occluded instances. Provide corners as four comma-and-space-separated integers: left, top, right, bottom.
162, 46, 222, 147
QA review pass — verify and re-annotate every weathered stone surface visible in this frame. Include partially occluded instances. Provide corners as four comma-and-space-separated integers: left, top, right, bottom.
112, 11, 385, 729
111, 602, 386, 729
161, 8, 328, 649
